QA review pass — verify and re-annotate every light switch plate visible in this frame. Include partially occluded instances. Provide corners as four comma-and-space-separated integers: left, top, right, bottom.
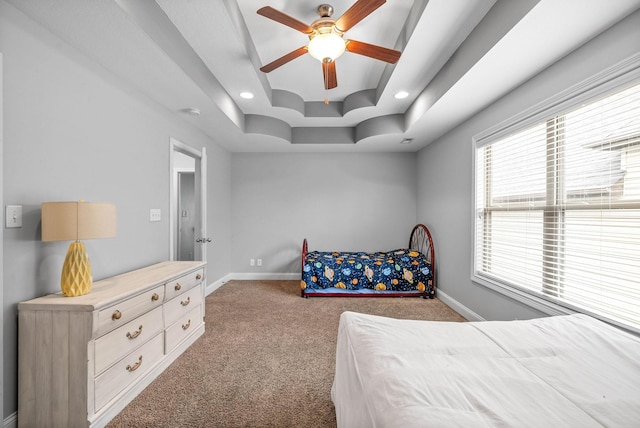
150, 208, 161, 222
6, 205, 23, 228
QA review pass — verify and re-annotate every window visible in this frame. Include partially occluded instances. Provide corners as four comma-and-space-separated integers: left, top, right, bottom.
474, 80, 640, 332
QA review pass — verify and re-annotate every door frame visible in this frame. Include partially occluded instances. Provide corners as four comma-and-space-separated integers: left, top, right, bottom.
0, 52, 5, 425
169, 137, 207, 263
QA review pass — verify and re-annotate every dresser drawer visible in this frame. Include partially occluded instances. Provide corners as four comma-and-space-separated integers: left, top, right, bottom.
94, 306, 163, 375
164, 285, 203, 328
165, 305, 203, 354
97, 285, 164, 337
94, 332, 164, 411
165, 268, 204, 301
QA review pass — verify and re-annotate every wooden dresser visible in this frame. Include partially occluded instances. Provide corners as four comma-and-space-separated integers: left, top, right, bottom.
18, 261, 206, 428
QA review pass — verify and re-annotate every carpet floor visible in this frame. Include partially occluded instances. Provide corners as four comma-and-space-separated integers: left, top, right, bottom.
107, 280, 466, 427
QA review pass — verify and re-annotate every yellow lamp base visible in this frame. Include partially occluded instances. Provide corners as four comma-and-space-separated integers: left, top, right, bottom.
61, 241, 93, 296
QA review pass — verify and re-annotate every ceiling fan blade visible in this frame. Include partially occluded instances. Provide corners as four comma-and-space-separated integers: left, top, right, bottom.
257, 6, 314, 34
334, 0, 386, 33
345, 39, 401, 64
260, 46, 308, 73
322, 60, 337, 90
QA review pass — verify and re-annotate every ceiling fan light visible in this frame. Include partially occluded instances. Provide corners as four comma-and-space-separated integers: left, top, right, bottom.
308, 32, 346, 62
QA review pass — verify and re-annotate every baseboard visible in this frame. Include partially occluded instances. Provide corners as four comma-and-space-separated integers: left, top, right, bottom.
3, 412, 16, 428
205, 273, 298, 296
205, 273, 232, 296
436, 289, 485, 321
230, 273, 299, 281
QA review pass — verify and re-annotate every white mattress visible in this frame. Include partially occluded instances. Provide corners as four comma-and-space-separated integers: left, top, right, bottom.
332, 312, 640, 427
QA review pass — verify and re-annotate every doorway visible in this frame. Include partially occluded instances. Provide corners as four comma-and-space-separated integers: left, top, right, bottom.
169, 138, 208, 262
177, 170, 196, 260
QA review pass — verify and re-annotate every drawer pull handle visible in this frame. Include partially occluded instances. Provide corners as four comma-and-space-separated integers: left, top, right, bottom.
112, 310, 122, 321
196, 274, 202, 280
174, 283, 182, 291
126, 325, 143, 339
151, 293, 159, 302
182, 319, 191, 330
126, 355, 143, 372
181, 297, 191, 307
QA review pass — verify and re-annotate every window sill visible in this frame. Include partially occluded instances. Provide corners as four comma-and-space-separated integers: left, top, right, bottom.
472, 273, 640, 335
471, 273, 575, 317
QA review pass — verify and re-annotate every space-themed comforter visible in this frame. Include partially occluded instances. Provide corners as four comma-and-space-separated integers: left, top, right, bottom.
301, 249, 433, 296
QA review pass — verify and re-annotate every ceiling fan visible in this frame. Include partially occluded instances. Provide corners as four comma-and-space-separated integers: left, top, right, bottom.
257, 0, 402, 90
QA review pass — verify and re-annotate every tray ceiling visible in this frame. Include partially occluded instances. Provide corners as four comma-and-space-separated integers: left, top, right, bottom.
7, 0, 640, 152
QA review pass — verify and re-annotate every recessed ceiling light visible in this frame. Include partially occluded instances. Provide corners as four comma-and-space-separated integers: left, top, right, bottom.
240, 92, 254, 99
185, 108, 201, 116
400, 138, 413, 145
394, 91, 409, 99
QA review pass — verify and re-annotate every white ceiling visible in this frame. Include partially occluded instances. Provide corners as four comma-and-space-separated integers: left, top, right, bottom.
7, 0, 640, 152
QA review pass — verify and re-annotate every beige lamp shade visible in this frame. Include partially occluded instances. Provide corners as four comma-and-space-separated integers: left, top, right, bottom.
41, 201, 116, 297
42, 201, 116, 242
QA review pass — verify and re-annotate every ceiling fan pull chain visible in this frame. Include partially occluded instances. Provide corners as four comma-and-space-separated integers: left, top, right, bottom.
323, 60, 329, 104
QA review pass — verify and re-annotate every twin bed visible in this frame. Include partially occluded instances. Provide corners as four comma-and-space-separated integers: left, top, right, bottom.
332, 312, 640, 427
300, 224, 435, 298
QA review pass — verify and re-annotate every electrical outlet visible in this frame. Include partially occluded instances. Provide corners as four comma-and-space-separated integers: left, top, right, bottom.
250, 259, 255, 266
150, 208, 161, 222
257, 259, 262, 266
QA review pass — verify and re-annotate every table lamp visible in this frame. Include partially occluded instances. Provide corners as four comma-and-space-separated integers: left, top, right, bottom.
41, 201, 117, 296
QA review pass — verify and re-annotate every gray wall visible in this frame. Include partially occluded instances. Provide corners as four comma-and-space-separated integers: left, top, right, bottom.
231, 153, 417, 274
417, 9, 640, 322
1, 2, 232, 418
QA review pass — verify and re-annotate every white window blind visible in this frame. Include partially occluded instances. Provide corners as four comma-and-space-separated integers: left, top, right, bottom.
474, 81, 640, 331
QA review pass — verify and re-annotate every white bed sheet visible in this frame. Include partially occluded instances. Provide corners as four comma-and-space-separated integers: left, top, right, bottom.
332, 312, 640, 427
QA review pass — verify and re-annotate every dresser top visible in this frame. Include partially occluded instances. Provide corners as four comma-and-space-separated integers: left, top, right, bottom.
19, 261, 206, 312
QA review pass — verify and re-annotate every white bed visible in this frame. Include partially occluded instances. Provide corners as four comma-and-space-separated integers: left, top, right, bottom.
332, 311, 640, 427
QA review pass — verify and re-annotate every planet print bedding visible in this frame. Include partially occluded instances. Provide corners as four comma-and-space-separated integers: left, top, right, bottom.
300, 224, 436, 298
